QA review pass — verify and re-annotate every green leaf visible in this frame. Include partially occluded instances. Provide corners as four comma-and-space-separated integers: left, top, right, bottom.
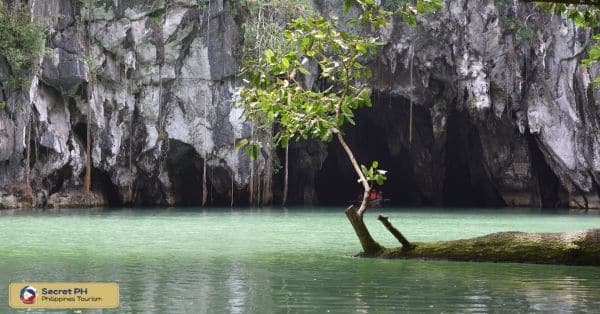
265, 49, 276, 63
356, 43, 367, 54
281, 57, 290, 70
361, 164, 368, 175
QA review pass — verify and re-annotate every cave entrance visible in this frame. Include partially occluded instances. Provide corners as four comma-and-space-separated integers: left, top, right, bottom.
92, 167, 123, 206
166, 140, 205, 206
314, 93, 433, 206
73, 123, 88, 147
527, 134, 568, 208
442, 107, 504, 207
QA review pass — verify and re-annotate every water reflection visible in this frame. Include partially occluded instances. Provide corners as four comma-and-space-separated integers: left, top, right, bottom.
1, 209, 600, 312
2, 254, 600, 313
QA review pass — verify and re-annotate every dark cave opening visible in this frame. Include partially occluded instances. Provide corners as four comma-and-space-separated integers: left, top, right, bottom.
442, 107, 505, 207
527, 134, 568, 208
207, 166, 234, 206
92, 167, 123, 206
73, 123, 88, 147
310, 93, 514, 208
45, 163, 72, 195
166, 140, 205, 206
165, 140, 235, 206
314, 93, 434, 207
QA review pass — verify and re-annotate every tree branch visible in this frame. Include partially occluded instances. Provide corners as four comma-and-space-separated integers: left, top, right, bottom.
378, 215, 414, 250
337, 133, 370, 216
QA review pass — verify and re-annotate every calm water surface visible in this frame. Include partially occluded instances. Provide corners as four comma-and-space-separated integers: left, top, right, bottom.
1, 207, 600, 313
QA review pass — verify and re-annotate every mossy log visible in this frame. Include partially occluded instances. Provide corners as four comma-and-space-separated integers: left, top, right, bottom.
378, 229, 600, 266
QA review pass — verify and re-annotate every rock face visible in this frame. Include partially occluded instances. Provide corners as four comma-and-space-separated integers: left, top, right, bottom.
309, 0, 600, 209
0, 0, 252, 208
0, 0, 599, 209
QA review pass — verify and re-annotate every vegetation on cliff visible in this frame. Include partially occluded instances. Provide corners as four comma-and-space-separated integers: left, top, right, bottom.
0, 1, 44, 94
535, 1, 600, 85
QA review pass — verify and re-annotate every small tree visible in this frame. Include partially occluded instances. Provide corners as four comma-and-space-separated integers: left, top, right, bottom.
237, 0, 442, 255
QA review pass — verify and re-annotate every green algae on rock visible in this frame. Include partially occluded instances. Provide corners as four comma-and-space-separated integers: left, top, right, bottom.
376, 228, 600, 266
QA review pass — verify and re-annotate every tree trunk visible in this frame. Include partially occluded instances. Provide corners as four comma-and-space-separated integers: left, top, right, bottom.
262, 139, 273, 205
346, 206, 384, 256
336, 133, 382, 254
282, 144, 289, 206
378, 215, 413, 250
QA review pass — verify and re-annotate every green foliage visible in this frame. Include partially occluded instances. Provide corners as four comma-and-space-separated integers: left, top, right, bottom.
149, 8, 164, 27
0, 5, 45, 90
349, 0, 442, 27
197, 0, 208, 8
361, 161, 387, 186
495, 0, 535, 47
382, 0, 410, 12
236, 0, 440, 190
0, 100, 5, 110
537, 2, 600, 85
238, 12, 382, 156
235, 0, 315, 62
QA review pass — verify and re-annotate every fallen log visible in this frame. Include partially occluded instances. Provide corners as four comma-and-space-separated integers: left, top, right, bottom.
378, 229, 600, 266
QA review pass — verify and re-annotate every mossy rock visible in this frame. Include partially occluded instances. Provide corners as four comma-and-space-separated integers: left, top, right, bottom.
379, 229, 600, 266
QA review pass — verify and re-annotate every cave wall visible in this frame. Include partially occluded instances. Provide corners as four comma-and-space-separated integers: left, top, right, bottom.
0, 0, 254, 208
0, 0, 599, 209
303, 0, 600, 209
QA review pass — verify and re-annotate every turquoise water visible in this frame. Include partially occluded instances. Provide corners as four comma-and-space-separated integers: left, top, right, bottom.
1, 207, 600, 313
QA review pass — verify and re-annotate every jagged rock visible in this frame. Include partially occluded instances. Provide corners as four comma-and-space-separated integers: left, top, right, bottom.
47, 190, 107, 208
0, 0, 599, 209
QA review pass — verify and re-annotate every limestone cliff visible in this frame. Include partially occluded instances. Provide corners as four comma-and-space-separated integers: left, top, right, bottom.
0, 0, 598, 209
